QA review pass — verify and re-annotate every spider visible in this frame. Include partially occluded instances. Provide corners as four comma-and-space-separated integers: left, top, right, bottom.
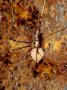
3, 0, 66, 90
9, 0, 67, 73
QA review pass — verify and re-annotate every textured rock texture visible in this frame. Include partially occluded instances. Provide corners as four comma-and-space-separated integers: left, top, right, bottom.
0, 0, 67, 90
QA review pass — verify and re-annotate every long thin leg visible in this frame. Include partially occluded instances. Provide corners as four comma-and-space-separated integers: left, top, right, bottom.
11, 45, 31, 51
41, 0, 46, 16
45, 27, 67, 40
10, 37, 32, 43
43, 56, 51, 67
16, 47, 32, 66
39, 52, 51, 67
49, 27, 67, 36
21, 47, 32, 59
